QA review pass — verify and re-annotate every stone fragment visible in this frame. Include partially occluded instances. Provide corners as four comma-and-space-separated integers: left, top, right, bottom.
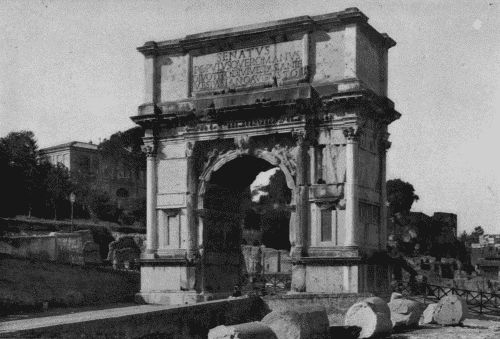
433, 295, 468, 325
419, 303, 438, 325
344, 297, 393, 338
390, 292, 403, 301
261, 306, 329, 339
388, 298, 424, 328
208, 322, 277, 339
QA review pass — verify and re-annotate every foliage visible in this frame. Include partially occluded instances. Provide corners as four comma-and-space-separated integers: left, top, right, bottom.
0, 131, 39, 216
0, 128, 146, 224
249, 169, 291, 250
88, 190, 120, 222
251, 169, 291, 206
387, 179, 420, 215
98, 127, 145, 171
463, 226, 485, 244
44, 163, 72, 215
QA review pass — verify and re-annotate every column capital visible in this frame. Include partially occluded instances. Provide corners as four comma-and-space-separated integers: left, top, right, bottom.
292, 130, 308, 146
142, 144, 157, 158
378, 138, 392, 152
343, 127, 361, 142
185, 141, 195, 157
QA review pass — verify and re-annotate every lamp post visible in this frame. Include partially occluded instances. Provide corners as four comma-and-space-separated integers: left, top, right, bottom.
69, 192, 76, 232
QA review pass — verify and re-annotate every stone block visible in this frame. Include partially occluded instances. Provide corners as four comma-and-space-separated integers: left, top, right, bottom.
419, 303, 438, 325
388, 298, 423, 328
390, 292, 403, 301
208, 322, 277, 339
433, 295, 468, 325
344, 297, 392, 338
261, 306, 329, 339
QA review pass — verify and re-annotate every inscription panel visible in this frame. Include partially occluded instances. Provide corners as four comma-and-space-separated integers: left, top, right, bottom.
192, 40, 304, 93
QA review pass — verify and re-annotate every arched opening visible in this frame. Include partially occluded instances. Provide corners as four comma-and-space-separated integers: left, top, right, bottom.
201, 155, 292, 295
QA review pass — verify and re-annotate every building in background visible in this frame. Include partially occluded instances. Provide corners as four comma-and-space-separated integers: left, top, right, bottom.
38, 141, 99, 173
39, 141, 146, 211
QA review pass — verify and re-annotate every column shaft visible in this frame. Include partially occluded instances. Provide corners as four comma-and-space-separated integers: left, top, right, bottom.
186, 149, 198, 261
379, 140, 389, 250
344, 132, 359, 247
292, 133, 309, 258
146, 153, 158, 253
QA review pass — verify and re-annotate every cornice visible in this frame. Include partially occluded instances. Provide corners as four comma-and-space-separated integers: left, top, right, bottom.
137, 8, 395, 56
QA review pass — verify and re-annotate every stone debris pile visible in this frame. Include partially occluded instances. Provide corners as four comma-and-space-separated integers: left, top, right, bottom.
208, 293, 470, 339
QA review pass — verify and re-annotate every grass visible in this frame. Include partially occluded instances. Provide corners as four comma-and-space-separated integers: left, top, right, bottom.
0, 254, 139, 316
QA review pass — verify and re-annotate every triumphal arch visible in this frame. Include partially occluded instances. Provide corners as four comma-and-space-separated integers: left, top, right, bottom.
132, 8, 400, 304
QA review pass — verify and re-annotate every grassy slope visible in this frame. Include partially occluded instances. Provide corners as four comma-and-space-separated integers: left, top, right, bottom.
0, 254, 139, 315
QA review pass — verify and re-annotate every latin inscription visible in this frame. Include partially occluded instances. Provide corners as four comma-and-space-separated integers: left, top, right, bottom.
192, 44, 303, 92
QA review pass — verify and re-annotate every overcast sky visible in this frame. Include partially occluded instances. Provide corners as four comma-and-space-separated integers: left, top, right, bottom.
1, 0, 499, 233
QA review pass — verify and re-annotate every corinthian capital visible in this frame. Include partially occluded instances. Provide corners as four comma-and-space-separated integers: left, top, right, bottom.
343, 127, 361, 141
142, 144, 156, 158
292, 130, 307, 146
185, 141, 194, 157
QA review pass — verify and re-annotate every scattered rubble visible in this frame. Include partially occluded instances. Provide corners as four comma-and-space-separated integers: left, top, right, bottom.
433, 295, 469, 325
261, 306, 329, 339
388, 297, 424, 328
344, 297, 393, 338
419, 303, 438, 325
208, 321, 277, 339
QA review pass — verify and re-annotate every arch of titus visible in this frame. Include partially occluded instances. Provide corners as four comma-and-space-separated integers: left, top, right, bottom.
132, 8, 401, 305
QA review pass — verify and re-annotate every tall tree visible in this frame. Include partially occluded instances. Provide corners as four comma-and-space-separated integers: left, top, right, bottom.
0, 131, 39, 216
387, 179, 419, 216
44, 163, 72, 219
98, 127, 145, 171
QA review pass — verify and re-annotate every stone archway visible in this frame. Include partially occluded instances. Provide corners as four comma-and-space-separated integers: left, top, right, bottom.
133, 8, 401, 305
197, 153, 294, 296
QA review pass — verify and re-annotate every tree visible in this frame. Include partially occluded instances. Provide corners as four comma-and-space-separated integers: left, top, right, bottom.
98, 127, 145, 172
0, 131, 39, 216
387, 179, 419, 216
250, 169, 291, 250
44, 163, 72, 219
468, 226, 485, 243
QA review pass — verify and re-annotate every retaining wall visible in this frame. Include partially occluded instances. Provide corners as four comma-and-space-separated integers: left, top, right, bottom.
0, 297, 268, 339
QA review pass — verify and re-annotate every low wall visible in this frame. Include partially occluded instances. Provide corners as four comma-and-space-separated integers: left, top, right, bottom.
0, 230, 100, 265
0, 297, 268, 339
0, 235, 57, 261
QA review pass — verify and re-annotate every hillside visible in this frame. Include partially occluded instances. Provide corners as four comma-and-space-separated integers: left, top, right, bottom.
0, 254, 139, 316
